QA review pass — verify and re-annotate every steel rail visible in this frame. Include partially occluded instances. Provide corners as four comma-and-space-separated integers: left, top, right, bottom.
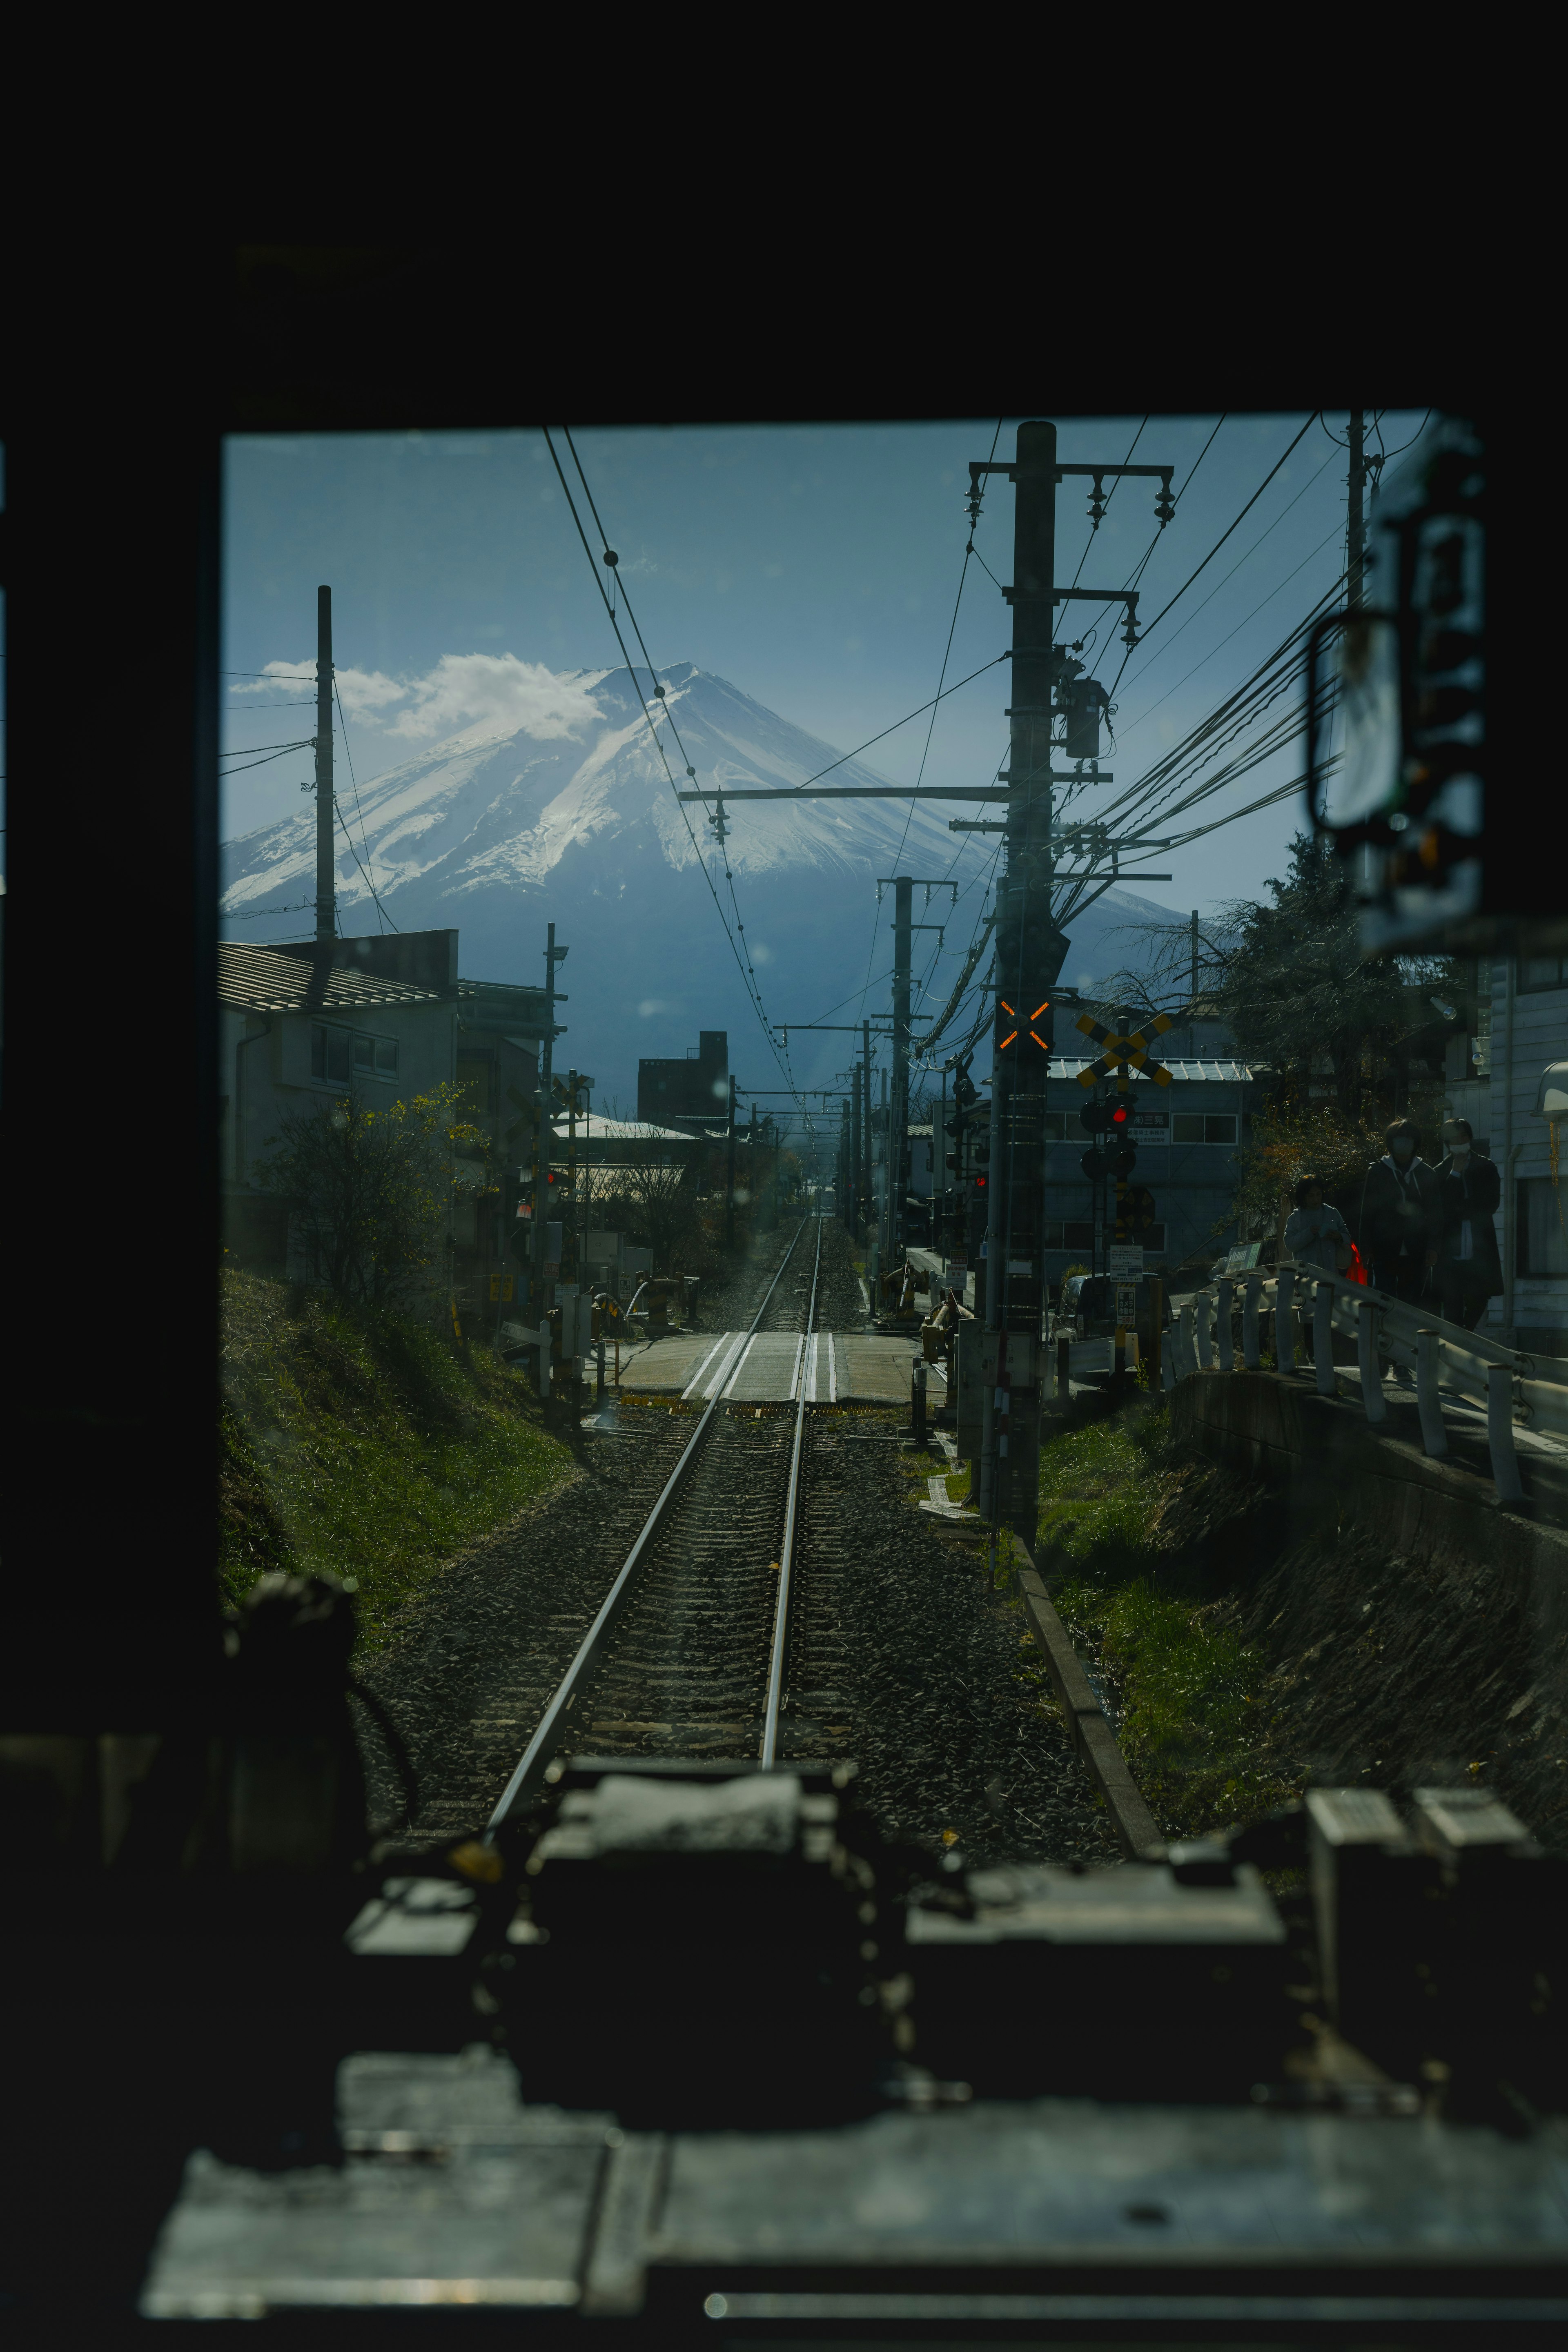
485, 1220, 810, 1838
760, 1216, 824, 1768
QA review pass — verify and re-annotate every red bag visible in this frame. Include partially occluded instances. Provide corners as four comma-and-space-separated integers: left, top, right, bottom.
1345, 1241, 1369, 1287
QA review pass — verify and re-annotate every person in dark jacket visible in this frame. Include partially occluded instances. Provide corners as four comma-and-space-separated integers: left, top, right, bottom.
1357, 1117, 1440, 1305
1433, 1116, 1502, 1331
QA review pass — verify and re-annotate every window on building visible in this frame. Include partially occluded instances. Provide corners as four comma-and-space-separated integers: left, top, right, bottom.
310, 1024, 352, 1082
1520, 957, 1568, 993
311, 1024, 397, 1083
1517, 1178, 1568, 1276
1173, 1112, 1238, 1145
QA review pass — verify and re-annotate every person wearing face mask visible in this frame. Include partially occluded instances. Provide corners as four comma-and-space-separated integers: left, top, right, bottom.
1433, 1116, 1502, 1332
1356, 1117, 1441, 1308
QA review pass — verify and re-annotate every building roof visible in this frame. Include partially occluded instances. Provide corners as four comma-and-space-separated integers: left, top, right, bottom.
218, 940, 446, 1013
549, 1114, 698, 1144
1047, 1057, 1255, 1084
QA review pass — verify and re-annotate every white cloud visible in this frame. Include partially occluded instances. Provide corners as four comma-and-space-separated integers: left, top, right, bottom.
339, 666, 407, 717
227, 652, 600, 745
386, 654, 600, 743
638, 999, 669, 1018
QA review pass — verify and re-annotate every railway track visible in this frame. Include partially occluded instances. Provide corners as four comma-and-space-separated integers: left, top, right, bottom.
486, 1216, 840, 1831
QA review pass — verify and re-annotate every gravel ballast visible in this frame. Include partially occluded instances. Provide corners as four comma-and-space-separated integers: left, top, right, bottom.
356, 1217, 1115, 1866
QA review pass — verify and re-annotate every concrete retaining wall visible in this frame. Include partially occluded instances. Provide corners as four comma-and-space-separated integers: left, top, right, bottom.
1170, 1370, 1568, 1668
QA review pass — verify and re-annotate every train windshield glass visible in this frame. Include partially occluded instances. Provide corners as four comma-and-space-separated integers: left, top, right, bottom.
216, 408, 1561, 1954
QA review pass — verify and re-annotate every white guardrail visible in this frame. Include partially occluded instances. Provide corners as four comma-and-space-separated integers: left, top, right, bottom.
1160, 1264, 1568, 1506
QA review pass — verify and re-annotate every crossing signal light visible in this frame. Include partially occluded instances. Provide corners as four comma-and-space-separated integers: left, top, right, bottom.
995, 997, 1053, 1054
1080, 1102, 1112, 1135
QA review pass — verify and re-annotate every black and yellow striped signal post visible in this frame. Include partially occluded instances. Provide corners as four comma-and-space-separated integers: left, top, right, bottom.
1075, 1010, 1174, 1377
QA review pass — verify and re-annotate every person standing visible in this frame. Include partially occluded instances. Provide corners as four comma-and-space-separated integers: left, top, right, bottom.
1432, 1117, 1502, 1332
1283, 1174, 1354, 1273
1356, 1118, 1440, 1306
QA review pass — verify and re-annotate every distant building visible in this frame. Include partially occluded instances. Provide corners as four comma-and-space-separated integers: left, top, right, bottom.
637, 1031, 729, 1135
219, 928, 551, 1321
1042, 1054, 1264, 1278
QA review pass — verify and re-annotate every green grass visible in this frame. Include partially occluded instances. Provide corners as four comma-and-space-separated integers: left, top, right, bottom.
1037, 1406, 1296, 1834
220, 1270, 575, 1648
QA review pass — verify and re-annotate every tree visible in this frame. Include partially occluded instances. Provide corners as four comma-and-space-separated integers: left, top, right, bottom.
258, 1085, 493, 1310
587, 1126, 700, 1273
1226, 1099, 1387, 1257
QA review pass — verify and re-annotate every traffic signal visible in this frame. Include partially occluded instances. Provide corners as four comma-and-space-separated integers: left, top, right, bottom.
1080, 1102, 1112, 1136
1106, 1106, 1136, 1179
1080, 1146, 1113, 1180
1120, 1184, 1157, 1234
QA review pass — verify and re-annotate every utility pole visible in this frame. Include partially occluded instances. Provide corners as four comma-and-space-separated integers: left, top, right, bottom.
882, 875, 957, 1265
979, 420, 1060, 1537
1346, 410, 1367, 612
725, 1075, 737, 1249
862, 1019, 873, 1260
968, 419, 1174, 1541
314, 586, 335, 941
1189, 909, 1200, 1053
531, 925, 567, 1396
849, 1059, 861, 1238
891, 877, 912, 1262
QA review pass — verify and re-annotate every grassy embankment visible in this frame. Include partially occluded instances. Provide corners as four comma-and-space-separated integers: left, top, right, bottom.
220, 1268, 575, 1648
1034, 1406, 1297, 1838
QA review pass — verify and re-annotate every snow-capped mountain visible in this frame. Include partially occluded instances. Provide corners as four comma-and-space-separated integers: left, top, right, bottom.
220, 664, 1175, 1102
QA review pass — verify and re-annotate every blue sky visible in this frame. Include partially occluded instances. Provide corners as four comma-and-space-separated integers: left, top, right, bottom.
222, 412, 1426, 932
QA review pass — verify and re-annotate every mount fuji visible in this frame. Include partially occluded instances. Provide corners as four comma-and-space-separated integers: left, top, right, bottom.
220, 664, 1176, 1104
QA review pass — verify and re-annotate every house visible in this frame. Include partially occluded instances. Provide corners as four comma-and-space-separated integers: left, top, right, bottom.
637, 1031, 730, 1136
1446, 954, 1568, 1356
220, 930, 552, 1323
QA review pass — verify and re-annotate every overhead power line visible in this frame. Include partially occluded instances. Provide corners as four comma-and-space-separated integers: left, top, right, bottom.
545, 426, 810, 1129
1104, 413, 1319, 699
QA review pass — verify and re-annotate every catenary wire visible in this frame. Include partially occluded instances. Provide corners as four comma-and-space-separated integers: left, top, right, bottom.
544, 428, 810, 1134
1101, 413, 1319, 702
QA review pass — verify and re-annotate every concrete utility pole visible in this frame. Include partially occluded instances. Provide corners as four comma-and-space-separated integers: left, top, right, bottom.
884, 875, 958, 1264
725, 1075, 737, 1248
891, 877, 912, 1258
531, 925, 567, 1392
314, 586, 335, 940
968, 419, 1174, 1539
978, 421, 1062, 1536
862, 1020, 873, 1256
1346, 411, 1367, 612
849, 1056, 861, 1237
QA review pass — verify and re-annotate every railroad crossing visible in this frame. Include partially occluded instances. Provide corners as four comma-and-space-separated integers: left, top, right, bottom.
611, 1327, 933, 1404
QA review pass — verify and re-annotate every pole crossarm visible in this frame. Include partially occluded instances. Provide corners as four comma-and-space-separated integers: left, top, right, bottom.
677, 786, 1007, 803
